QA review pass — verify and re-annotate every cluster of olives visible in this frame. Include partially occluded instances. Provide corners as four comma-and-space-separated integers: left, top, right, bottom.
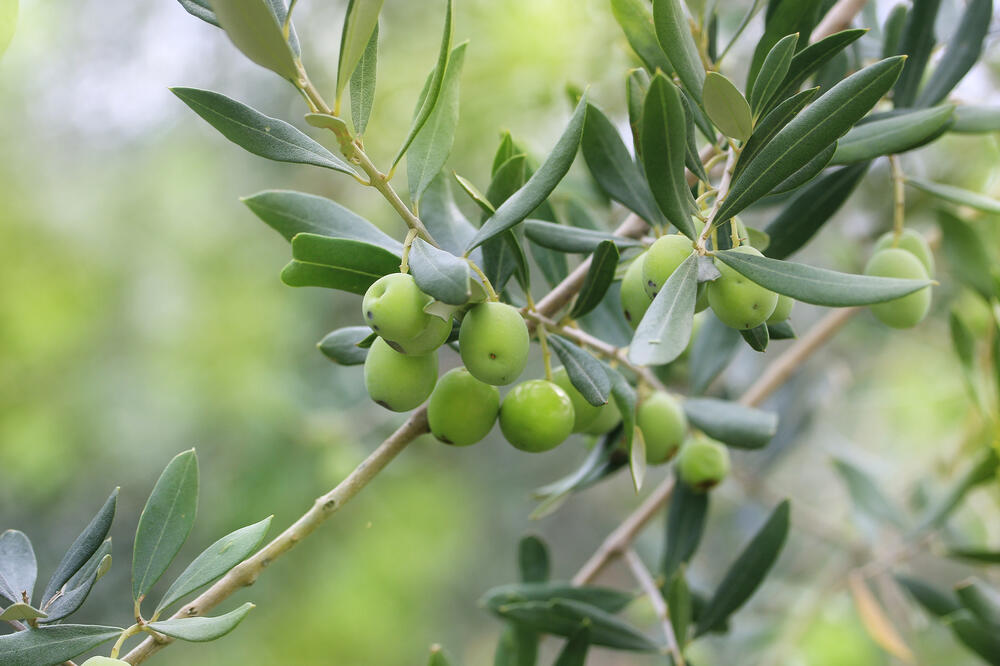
864, 228, 933, 328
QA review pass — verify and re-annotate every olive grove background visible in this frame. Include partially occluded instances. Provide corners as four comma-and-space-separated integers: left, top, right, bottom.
1, 0, 998, 663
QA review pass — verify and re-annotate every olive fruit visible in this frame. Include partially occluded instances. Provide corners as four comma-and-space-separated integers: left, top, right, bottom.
362, 273, 433, 342
364, 337, 438, 411
874, 228, 934, 276
386, 314, 452, 355
767, 294, 793, 324
499, 379, 575, 452
582, 398, 622, 435
642, 234, 693, 298
621, 253, 653, 330
864, 248, 932, 329
707, 246, 779, 330
553, 366, 601, 432
427, 367, 500, 446
81, 659, 130, 665
677, 436, 730, 491
459, 302, 530, 385
636, 391, 688, 464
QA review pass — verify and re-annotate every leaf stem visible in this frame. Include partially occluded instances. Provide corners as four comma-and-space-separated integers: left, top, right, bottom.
536, 323, 554, 382
466, 259, 499, 301
888, 154, 906, 243
399, 229, 419, 273
111, 624, 144, 659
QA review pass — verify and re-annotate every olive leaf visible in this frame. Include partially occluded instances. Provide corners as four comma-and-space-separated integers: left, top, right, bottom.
318, 327, 373, 366
350, 22, 379, 135
283, 235, 400, 294
570, 241, 620, 319
0, 624, 123, 666
703, 71, 753, 142
147, 602, 255, 642
630, 253, 698, 366
336, 0, 385, 105
0, 530, 36, 606
208, 0, 297, 79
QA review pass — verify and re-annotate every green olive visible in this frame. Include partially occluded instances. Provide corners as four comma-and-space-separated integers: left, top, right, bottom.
707, 246, 779, 330
582, 398, 622, 435
637, 391, 688, 464
458, 302, 530, 385
427, 367, 500, 446
677, 436, 730, 491
767, 294, 794, 324
864, 248, 932, 329
642, 234, 694, 298
385, 314, 452, 355
621, 253, 653, 330
362, 273, 433, 342
873, 228, 935, 276
499, 379, 575, 452
552, 366, 601, 432
364, 337, 438, 411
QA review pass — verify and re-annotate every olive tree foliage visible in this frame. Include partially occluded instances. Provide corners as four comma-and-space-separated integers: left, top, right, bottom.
2, 0, 1000, 664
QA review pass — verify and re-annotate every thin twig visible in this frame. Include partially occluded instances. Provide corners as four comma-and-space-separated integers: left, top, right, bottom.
624, 548, 686, 665
811, 0, 868, 42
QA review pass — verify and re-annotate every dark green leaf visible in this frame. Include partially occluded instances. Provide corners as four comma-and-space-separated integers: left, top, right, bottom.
493, 598, 659, 651
678, 92, 710, 183
523, 219, 640, 254
892, 0, 942, 107
0, 531, 36, 606
764, 162, 870, 259
611, 0, 672, 74
749, 33, 798, 117
408, 238, 472, 305
703, 72, 753, 142
482, 582, 634, 615
608, 364, 638, 454
955, 578, 1000, 627
661, 481, 708, 579
739, 322, 770, 352
318, 326, 372, 365
735, 87, 818, 182
881, 4, 907, 60
771, 141, 835, 195
695, 500, 790, 635
208, 0, 297, 79
951, 106, 1000, 134
493, 623, 538, 666
764, 29, 866, 116
948, 610, 1000, 663
719, 0, 765, 61
336, 0, 384, 104
548, 335, 611, 407
652, 0, 705, 100
832, 459, 907, 529
581, 104, 664, 226
171, 88, 358, 176
40, 540, 112, 623
689, 314, 741, 394
937, 210, 995, 300
570, 242, 619, 319
747, 0, 821, 90
629, 253, 699, 366
147, 602, 254, 642
0, 624, 122, 666
916, 0, 992, 106
155, 517, 272, 616
666, 570, 692, 645
530, 241, 569, 289
243, 190, 402, 252
42, 489, 117, 606
946, 548, 1000, 565
767, 319, 796, 339
349, 21, 379, 135
492, 132, 519, 177
627, 69, 649, 157
132, 450, 199, 602
642, 74, 696, 238
531, 435, 628, 519
896, 574, 961, 616
717, 57, 906, 223
917, 449, 999, 531
553, 627, 590, 666
283, 235, 399, 294
518, 536, 549, 584
908, 178, 1000, 214
467, 97, 586, 251
832, 105, 954, 164
683, 398, 777, 449
714, 249, 930, 306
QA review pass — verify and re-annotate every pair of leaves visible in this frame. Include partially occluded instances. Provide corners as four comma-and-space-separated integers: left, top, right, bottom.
898, 575, 1000, 663
915, 0, 993, 107
492, 598, 659, 652
482, 582, 633, 616
281, 234, 400, 294
336, 0, 384, 108
748, 33, 798, 118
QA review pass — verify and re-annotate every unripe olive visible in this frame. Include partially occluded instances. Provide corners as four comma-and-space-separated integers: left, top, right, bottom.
677, 436, 730, 491
386, 314, 452, 355
81, 659, 129, 665
552, 366, 601, 432
874, 228, 935, 276
427, 367, 500, 446
362, 273, 433, 342
459, 302, 530, 385
364, 337, 438, 411
767, 294, 794, 324
642, 234, 693, 298
637, 391, 688, 464
582, 398, 622, 435
499, 379, 575, 452
707, 246, 779, 330
864, 248, 932, 329
621, 253, 653, 330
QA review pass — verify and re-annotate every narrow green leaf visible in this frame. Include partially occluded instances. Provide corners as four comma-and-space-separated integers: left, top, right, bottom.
391, 0, 453, 169
678, 91, 710, 183
916, 0, 991, 106
0, 604, 46, 622
132, 450, 199, 602
937, 210, 994, 300
892, 0, 943, 107
284, 235, 399, 294
739, 322, 770, 352
641, 74, 696, 238
714, 249, 929, 306
409, 237, 472, 305
318, 326, 372, 366
735, 87, 818, 182
908, 177, 1000, 214
630, 427, 647, 492
147, 602, 254, 642
832, 459, 907, 529
243, 190, 401, 252
40, 540, 112, 623
493, 623, 537, 666
336, 0, 384, 105
661, 481, 708, 579
482, 582, 634, 615
476, 156, 531, 292
531, 435, 628, 519
945, 548, 1000, 565
408, 42, 467, 204
770, 141, 835, 195
703, 72, 752, 142
467, 97, 587, 251
695, 500, 790, 635
611, 0, 673, 74
349, 21, 379, 135
652, 0, 705, 100
689, 314, 741, 393
155, 517, 272, 616
0, 624, 122, 666
767, 319, 796, 339
581, 103, 664, 226
548, 335, 611, 407
896, 574, 962, 617
747, 0, 821, 90
955, 578, 1000, 627
666, 570, 692, 644
420, 172, 479, 255
947, 610, 1000, 663
764, 162, 869, 259
881, 4, 907, 60
523, 219, 639, 254
683, 398, 777, 449
831, 105, 954, 164
570, 241, 619, 319
42, 489, 117, 606
626, 69, 649, 158
630, 253, 698, 365
763, 29, 866, 116
917, 449, 999, 531
718, 0, 764, 61
208, 0, 297, 79
0, 531, 36, 606
951, 106, 1000, 134
171, 88, 357, 176
749, 33, 798, 117
951, 310, 982, 405
607, 364, 638, 454
718, 57, 905, 223
553, 627, 590, 666
493, 599, 659, 651
518, 536, 549, 584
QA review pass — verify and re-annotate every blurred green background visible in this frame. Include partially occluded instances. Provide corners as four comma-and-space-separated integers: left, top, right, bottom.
1, 0, 998, 664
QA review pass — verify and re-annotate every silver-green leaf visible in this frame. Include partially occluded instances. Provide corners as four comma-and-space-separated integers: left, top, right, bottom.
629, 253, 698, 366
208, 0, 297, 79
336, 0, 384, 105
0, 624, 122, 666
703, 72, 753, 142
0, 530, 36, 606
147, 602, 255, 642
